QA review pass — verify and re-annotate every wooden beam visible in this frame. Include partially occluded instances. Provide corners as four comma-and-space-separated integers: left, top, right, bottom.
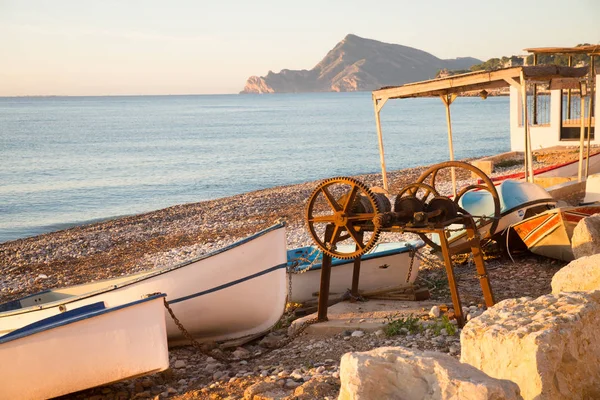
579, 84, 586, 182
503, 77, 521, 89
586, 57, 595, 177
373, 68, 522, 101
441, 94, 457, 196
373, 97, 389, 190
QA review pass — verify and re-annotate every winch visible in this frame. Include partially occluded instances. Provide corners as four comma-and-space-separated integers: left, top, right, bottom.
304, 161, 500, 326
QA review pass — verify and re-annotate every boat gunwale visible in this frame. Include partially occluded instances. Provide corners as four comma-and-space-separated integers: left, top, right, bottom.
445, 197, 557, 243
0, 293, 166, 344
287, 239, 426, 272
0, 222, 286, 317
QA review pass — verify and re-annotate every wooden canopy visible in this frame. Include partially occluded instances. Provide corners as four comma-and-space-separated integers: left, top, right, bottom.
525, 45, 600, 56
372, 66, 588, 101
371, 65, 590, 191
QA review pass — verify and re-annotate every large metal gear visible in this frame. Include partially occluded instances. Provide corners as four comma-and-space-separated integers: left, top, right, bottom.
415, 160, 501, 251
305, 177, 382, 259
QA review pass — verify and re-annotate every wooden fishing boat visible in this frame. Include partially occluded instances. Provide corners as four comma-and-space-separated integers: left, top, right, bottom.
488, 152, 600, 183
435, 180, 556, 253
286, 240, 425, 304
0, 294, 169, 400
0, 223, 287, 346
510, 204, 600, 261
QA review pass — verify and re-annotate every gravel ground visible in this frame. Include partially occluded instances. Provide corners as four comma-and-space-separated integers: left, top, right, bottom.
0, 150, 585, 399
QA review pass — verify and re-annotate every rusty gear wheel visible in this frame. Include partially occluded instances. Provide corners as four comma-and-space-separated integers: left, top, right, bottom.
305, 177, 381, 259
415, 160, 501, 252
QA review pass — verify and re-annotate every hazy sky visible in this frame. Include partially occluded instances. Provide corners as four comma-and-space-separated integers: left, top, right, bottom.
1, 0, 598, 96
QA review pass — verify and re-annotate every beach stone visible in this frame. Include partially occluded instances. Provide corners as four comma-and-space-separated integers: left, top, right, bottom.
173, 360, 186, 369
233, 347, 251, 359
293, 377, 338, 399
552, 254, 600, 293
243, 381, 278, 399
338, 346, 521, 400
571, 214, 600, 259
429, 305, 441, 318
259, 332, 284, 349
351, 330, 364, 337
461, 292, 600, 400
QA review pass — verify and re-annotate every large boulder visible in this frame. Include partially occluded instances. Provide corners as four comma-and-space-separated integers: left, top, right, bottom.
571, 213, 600, 259
552, 254, 600, 293
461, 292, 600, 400
338, 346, 522, 400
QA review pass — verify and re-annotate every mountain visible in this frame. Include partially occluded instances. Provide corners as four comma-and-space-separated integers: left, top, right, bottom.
240, 34, 482, 94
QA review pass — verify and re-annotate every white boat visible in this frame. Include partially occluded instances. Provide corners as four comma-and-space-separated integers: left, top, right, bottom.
511, 204, 600, 261
0, 294, 169, 400
488, 152, 600, 183
0, 223, 288, 346
435, 180, 557, 253
287, 240, 425, 304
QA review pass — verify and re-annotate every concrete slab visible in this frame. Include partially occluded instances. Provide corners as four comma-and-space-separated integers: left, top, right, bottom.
289, 299, 442, 336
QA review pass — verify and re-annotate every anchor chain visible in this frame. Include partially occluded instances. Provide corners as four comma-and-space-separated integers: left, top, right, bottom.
162, 298, 319, 364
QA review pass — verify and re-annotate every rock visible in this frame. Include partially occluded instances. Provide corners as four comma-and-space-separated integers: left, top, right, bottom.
285, 379, 302, 389
244, 382, 278, 400
374, 329, 385, 337
173, 360, 186, 369
205, 363, 221, 372
338, 346, 521, 400
552, 254, 600, 293
351, 330, 365, 338
259, 332, 283, 348
429, 305, 441, 318
572, 214, 600, 258
233, 347, 251, 359
461, 292, 600, 400
293, 377, 339, 399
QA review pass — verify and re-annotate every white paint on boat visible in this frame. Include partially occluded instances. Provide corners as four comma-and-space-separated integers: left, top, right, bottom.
0, 294, 169, 400
511, 205, 600, 261
287, 240, 425, 304
434, 180, 556, 250
0, 224, 288, 346
583, 173, 600, 204
536, 152, 600, 178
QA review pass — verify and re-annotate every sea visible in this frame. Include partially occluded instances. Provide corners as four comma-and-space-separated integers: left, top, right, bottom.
0, 92, 510, 243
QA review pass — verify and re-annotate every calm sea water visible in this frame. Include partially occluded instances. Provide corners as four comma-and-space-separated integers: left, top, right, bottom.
0, 92, 510, 243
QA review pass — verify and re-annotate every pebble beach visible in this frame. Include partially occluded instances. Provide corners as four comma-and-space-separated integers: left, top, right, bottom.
0, 149, 585, 399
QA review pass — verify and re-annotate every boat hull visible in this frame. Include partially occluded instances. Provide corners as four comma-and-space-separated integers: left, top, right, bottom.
0, 224, 288, 346
511, 205, 600, 261
287, 241, 424, 304
0, 295, 169, 400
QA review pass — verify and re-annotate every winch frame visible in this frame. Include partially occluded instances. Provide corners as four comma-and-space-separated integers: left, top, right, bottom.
307, 162, 498, 327
314, 215, 494, 327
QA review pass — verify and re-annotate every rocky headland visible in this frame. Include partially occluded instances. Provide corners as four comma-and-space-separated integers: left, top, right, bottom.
240, 34, 481, 94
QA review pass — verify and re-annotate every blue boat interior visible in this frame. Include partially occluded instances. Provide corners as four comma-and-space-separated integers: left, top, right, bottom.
0, 302, 106, 343
0, 294, 165, 344
287, 240, 424, 272
459, 180, 553, 217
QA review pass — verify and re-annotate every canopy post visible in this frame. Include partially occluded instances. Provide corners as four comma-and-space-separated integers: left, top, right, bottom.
373, 97, 389, 191
567, 56, 573, 119
532, 54, 538, 125
519, 71, 534, 182
585, 57, 595, 178
440, 94, 457, 196
579, 83, 586, 182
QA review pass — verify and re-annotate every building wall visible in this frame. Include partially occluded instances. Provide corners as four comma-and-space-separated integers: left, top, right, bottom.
509, 74, 599, 151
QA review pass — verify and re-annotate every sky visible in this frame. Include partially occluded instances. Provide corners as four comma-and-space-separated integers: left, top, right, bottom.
1, 0, 598, 96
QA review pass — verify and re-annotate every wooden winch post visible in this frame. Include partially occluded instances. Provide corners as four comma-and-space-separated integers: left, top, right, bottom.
317, 225, 334, 322
308, 162, 499, 328
314, 218, 495, 328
